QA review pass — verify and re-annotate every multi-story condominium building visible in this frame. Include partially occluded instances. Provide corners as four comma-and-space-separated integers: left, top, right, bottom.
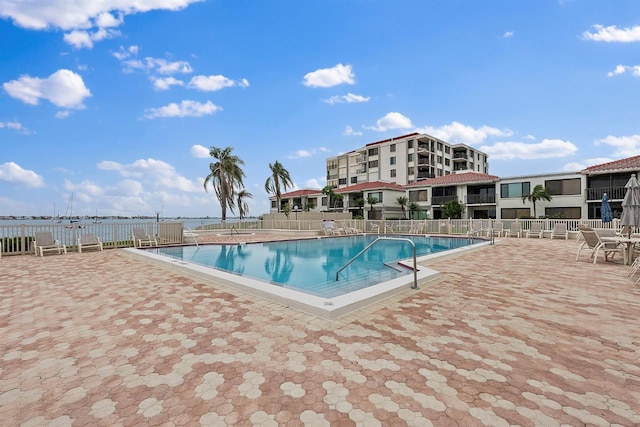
326, 132, 490, 189
272, 155, 640, 222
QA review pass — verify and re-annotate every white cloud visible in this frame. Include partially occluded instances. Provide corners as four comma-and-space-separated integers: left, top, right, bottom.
595, 134, 640, 157
479, 139, 578, 160
190, 144, 210, 158
3, 69, 91, 109
366, 112, 413, 132
305, 178, 323, 189
64, 27, 120, 49
152, 76, 184, 90
563, 158, 614, 172
143, 100, 221, 119
97, 158, 200, 192
188, 75, 249, 91
303, 63, 355, 88
581, 24, 640, 43
607, 65, 640, 77
0, 162, 45, 188
343, 126, 362, 136
123, 57, 193, 74
287, 147, 330, 159
0, 121, 26, 132
416, 121, 513, 144
503, 31, 514, 38
55, 110, 70, 119
113, 44, 139, 60
324, 93, 370, 104
0, 0, 203, 47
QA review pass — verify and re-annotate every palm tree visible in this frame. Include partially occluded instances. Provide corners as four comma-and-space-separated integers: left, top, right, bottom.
265, 161, 294, 213
236, 189, 253, 220
522, 184, 552, 218
366, 195, 379, 219
408, 202, 421, 220
204, 146, 245, 221
396, 196, 408, 219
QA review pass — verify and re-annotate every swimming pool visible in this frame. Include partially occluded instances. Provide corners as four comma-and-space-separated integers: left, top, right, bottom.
150, 235, 475, 297
130, 235, 490, 320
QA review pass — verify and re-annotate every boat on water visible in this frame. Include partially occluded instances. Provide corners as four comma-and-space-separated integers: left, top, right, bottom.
63, 193, 84, 228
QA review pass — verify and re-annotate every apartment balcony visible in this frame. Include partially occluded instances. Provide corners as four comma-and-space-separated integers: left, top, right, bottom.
417, 172, 435, 179
466, 194, 496, 205
431, 195, 458, 205
585, 186, 625, 201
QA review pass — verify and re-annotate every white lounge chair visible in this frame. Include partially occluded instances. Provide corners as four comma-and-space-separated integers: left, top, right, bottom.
525, 222, 543, 238
132, 228, 158, 247
551, 223, 569, 239
576, 226, 623, 264
34, 231, 67, 256
506, 222, 521, 238
491, 222, 505, 237
321, 221, 339, 236
78, 233, 103, 253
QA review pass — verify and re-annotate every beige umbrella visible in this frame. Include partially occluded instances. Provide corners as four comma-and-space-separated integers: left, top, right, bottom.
620, 174, 640, 237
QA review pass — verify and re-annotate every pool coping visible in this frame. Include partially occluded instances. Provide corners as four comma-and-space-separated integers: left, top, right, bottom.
126, 236, 493, 320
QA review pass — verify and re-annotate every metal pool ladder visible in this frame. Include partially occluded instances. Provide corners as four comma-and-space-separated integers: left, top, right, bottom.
335, 237, 418, 290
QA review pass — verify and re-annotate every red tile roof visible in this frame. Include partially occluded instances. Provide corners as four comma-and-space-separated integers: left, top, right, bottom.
334, 181, 405, 193
583, 155, 640, 173
279, 189, 322, 198
406, 172, 499, 187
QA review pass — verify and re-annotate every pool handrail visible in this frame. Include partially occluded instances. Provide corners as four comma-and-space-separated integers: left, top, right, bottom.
335, 237, 418, 290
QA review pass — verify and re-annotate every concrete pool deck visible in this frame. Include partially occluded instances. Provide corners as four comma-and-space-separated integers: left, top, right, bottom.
1, 236, 639, 425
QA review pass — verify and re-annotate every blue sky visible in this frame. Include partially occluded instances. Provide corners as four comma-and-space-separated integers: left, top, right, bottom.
1, 0, 639, 218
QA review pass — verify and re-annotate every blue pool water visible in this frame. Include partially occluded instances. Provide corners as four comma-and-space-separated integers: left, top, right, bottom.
150, 235, 479, 298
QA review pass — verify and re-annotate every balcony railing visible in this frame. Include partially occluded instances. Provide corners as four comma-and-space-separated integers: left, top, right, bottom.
431, 195, 458, 205
466, 194, 496, 204
585, 186, 625, 201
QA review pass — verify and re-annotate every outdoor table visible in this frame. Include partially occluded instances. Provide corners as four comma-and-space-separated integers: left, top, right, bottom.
601, 236, 640, 265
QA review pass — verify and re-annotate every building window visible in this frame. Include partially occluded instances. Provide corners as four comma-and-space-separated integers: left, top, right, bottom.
545, 178, 581, 196
501, 208, 531, 219
390, 144, 396, 152
408, 140, 414, 148
351, 177, 357, 184
500, 182, 531, 198
271, 200, 276, 209
338, 178, 347, 185
445, 158, 450, 166
390, 169, 396, 178
437, 156, 442, 164
445, 146, 450, 154
545, 207, 581, 218
437, 142, 443, 151
368, 191, 383, 203
368, 147, 378, 156
409, 190, 428, 202
368, 160, 379, 168
322, 197, 328, 206
408, 153, 414, 162
408, 167, 414, 175
390, 156, 396, 165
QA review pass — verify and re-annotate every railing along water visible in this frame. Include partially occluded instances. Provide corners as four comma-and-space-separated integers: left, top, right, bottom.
0, 221, 183, 256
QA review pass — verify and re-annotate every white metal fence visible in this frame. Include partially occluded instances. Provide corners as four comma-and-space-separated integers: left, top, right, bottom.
0, 221, 183, 256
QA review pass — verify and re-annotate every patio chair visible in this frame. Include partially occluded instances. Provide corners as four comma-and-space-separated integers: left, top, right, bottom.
34, 231, 67, 257
78, 233, 103, 253
321, 221, 339, 236
525, 222, 543, 238
132, 228, 158, 247
506, 222, 521, 238
491, 221, 505, 237
576, 227, 623, 264
551, 223, 569, 239
410, 223, 424, 234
